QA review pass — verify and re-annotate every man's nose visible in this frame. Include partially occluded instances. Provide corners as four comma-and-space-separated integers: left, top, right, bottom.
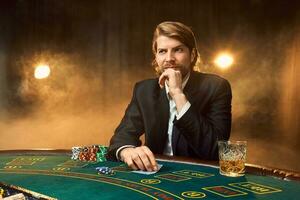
166, 51, 175, 61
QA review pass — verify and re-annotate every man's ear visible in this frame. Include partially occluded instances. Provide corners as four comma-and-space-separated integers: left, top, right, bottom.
190, 48, 196, 62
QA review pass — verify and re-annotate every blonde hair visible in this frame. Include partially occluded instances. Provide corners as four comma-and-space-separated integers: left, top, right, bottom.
152, 21, 200, 72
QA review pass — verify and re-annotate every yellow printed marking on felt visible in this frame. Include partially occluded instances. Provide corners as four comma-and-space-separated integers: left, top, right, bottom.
202, 185, 248, 197
229, 182, 282, 194
58, 160, 88, 168
140, 179, 161, 184
173, 170, 214, 179
155, 173, 191, 182
52, 167, 70, 171
6, 157, 45, 166
181, 191, 206, 198
29, 158, 45, 161
4, 166, 22, 169
248, 185, 269, 192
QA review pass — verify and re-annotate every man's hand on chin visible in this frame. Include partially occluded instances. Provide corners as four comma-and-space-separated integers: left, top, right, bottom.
158, 68, 188, 112
158, 68, 183, 92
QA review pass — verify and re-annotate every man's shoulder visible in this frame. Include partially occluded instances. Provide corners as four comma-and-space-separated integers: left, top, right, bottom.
192, 71, 230, 85
135, 78, 159, 88
131, 78, 160, 94
189, 71, 231, 95
131, 78, 160, 99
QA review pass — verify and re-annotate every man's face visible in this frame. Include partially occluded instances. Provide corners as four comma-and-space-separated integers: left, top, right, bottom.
155, 36, 194, 78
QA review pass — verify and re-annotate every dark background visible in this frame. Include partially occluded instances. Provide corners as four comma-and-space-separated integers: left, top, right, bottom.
0, 0, 299, 171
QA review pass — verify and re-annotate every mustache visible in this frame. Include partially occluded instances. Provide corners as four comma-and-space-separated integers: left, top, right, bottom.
163, 64, 182, 69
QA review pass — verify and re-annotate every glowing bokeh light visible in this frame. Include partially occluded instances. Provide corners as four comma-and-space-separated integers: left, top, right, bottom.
34, 65, 51, 79
214, 53, 234, 69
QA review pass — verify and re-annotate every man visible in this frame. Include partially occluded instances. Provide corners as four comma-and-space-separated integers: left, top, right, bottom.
107, 21, 232, 172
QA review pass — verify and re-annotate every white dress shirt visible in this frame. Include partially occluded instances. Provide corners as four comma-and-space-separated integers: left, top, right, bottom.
163, 73, 191, 156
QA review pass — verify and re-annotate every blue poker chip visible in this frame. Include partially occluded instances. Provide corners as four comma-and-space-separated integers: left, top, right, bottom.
96, 166, 114, 175
96, 166, 109, 171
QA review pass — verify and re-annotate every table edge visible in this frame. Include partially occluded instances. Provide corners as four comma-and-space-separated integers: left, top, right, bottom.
0, 149, 299, 181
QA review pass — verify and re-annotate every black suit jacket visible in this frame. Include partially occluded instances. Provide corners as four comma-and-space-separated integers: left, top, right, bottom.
107, 71, 232, 161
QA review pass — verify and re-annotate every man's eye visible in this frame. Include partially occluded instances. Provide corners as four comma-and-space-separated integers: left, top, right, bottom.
158, 50, 166, 54
175, 48, 183, 52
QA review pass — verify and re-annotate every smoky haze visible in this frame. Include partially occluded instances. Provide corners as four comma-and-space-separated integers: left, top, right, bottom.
0, 0, 299, 172
200, 24, 300, 171
0, 51, 144, 149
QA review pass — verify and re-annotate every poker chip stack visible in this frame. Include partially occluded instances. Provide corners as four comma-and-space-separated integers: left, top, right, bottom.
96, 145, 107, 162
71, 147, 82, 160
96, 166, 114, 175
71, 145, 108, 162
78, 147, 89, 161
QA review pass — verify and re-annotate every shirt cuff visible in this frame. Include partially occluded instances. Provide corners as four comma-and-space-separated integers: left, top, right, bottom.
116, 145, 136, 161
176, 101, 191, 119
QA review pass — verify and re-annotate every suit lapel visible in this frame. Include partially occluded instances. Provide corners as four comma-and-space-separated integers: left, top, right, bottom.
152, 86, 169, 153
183, 71, 200, 104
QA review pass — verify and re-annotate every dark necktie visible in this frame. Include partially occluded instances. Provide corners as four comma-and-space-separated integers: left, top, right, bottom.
171, 117, 180, 155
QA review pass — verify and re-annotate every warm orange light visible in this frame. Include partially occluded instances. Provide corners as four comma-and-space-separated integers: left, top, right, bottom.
34, 65, 50, 79
214, 53, 234, 69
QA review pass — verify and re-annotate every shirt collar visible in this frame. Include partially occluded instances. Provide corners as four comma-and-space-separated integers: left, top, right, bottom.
165, 72, 190, 100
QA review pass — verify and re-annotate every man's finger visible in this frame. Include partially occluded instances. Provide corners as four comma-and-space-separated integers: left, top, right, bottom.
142, 146, 158, 171
131, 153, 145, 171
134, 147, 154, 171
158, 74, 168, 88
137, 150, 154, 171
124, 157, 138, 170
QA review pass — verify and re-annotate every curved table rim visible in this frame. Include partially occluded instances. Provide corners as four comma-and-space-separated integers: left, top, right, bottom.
0, 149, 299, 181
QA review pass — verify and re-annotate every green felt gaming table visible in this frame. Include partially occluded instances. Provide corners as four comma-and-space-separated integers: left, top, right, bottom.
0, 150, 299, 200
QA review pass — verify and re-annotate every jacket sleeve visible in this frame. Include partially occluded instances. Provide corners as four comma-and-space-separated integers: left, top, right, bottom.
174, 79, 232, 160
107, 83, 145, 161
